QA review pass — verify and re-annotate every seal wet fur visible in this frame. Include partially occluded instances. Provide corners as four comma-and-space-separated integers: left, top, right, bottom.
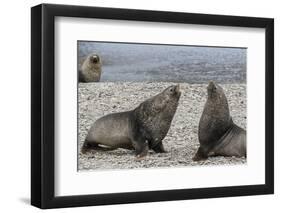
193, 81, 246, 161
79, 54, 102, 82
82, 85, 181, 158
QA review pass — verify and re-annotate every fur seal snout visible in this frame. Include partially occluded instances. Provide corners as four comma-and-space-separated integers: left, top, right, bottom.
193, 81, 246, 161
79, 54, 102, 82
82, 85, 181, 158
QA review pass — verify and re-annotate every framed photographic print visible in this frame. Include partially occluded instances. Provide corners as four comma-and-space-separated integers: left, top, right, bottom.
31, 3, 274, 209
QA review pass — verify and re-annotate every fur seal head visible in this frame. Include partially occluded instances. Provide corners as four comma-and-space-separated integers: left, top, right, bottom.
207, 81, 229, 110
89, 54, 101, 65
79, 53, 102, 82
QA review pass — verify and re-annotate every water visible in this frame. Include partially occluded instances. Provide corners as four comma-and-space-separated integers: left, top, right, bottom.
78, 41, 246, 83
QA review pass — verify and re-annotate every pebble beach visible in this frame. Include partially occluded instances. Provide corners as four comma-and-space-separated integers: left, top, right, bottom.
78, 82, 247, 171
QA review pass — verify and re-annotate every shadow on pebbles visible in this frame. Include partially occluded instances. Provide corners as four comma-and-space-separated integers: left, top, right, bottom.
78, 82, 247, 171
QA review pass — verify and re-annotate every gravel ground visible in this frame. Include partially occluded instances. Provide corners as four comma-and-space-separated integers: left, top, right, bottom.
78, 82, 246, 171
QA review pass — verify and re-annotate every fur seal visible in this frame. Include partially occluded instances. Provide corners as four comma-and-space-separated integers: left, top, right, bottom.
81, 85, 181, 158
79, 54, 102, 82
193, 81, 246, 161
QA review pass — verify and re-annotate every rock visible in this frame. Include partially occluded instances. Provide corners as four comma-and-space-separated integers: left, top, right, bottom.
78, 82, 247, 170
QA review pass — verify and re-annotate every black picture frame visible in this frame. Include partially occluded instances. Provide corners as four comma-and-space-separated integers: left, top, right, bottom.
31, 3, 274, 209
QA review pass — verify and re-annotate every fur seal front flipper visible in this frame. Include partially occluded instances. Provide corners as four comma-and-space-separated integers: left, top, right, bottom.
81, 140, 118, 154
151, 142, 166, 153
193, 81, 246, 161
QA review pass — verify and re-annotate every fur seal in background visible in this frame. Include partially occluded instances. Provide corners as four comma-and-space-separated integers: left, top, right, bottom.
79, 54, 102, 82
193, 81, 246, 161
82, 85, 181, 158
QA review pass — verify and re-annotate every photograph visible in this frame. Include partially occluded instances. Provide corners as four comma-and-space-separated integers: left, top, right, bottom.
30, 3, 274, 209
77, 41, 247, 171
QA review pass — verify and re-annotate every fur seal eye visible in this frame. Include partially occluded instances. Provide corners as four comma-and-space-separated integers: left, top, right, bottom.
169, 87, 175, 93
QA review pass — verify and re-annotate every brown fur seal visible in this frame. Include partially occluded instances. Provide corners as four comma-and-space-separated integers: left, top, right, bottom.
193, 81, 246, 161
81, 85, 181, 158
79, 54, 102, 82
